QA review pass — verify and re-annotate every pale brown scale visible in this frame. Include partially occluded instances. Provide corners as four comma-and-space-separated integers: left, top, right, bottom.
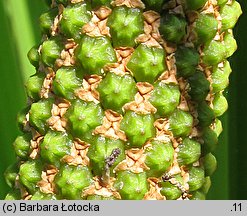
29, 136, 44, 159
55, 40, 77, 68
114, 148, 149, 173
144, 178, 165, 200
112, 0, 145, 9
47, 100, 70, 132
105, 48, 134, 76
136, 82, 154, 95
62, 140, 90, 166
177, 95, 190, 111
94, 110, 127, 141
94, 6, 112, 19
37, 165, 58, 194
123, 82, 157, 114
82, 176, 121, 199
136, 11, 162, 48
82, 10, 110, 37
40, 69, 55, 99
172, 5, 185, 17
144, 21, 152, 35
75, 75, 101, 103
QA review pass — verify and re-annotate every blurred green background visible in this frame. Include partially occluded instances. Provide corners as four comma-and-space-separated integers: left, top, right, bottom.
0, 0, 246, 200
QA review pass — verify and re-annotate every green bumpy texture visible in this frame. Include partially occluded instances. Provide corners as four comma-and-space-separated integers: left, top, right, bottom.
127, 44, 166, 83
60, 3, 92, 40
159, 14, 187, 44
40, 130, 73, 167
13, 134, 32, 159
87, 136, 125, 176
160, 175, 184, 200
177, 138, 201, 166
120, 111, 155, 148
29, 99, 53, 134
19, 160, 43, 194
65, 100, 104, 141
193, 14, 218, 45
76, 35, 117, 75
149, 82, 180, 117
41, 37, 63, 67
114, 171, 149, 200
145, 141, 174, 177
107, 6, 144, 48
52, 67, 82, 100
97, 72, 137, 113
168, 109, 193, 137
55, 165, 93, 199
25, 73, 45, 101
175, 46, 199, 78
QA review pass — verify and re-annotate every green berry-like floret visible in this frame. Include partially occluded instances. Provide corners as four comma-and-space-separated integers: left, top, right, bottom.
19, 160, 42, 194
159, 13, 187, 44
87, 136, 125, 176
120, 111, 155, 148
203, 153, 217, 176
25, 72, 45, 101
224, 32, 237, 58
193, 14, 218, 45
65, 100, 104, 141
41, 37, 63, 67
55, 165, 93, 199
202, 40, 226, 66
40, 130, 72, 167
17, 106, 30, 132
39, 7, 58, 35
27, 46, 40, 68
114, 171, 149, 200
168, 109, 193, 137
177, 138, 201, 166
52, 67, 82, 100
13, 133, 32, 159
97, 72, 137, 113
127, 44, 166, 83
200, 176, 211, 194
175, 46, 200, 78
188, 166, 205, 192
107, 6, 144, 48
76, 35, 117, 75
220, 0, 242, 31
212, 93, 228, 117
145, 141, 174, 177
149, 82, 180, 117
202, 127, 218, 154
197, 101, 215, 128
29, 99, 53, 134
60, 3, 92, 40
160, 174, 184, 200
213, 118, 223, 137
211, 61, 232, 93
188, 71, 210, 102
